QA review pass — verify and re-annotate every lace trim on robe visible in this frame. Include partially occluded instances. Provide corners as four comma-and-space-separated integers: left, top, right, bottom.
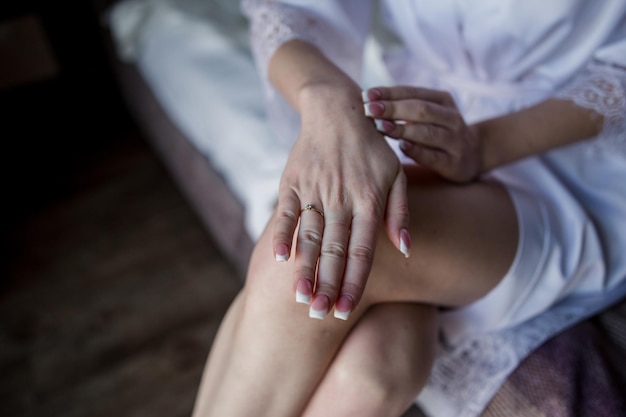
241, 0, 317, 78
555, 61, 626, 154
241, 0, 362, 80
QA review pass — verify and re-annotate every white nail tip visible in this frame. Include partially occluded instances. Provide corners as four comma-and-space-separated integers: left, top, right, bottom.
400, 239, 410, 258
309, 307, 327, 320
374, 119, 385, 132
334, 309, 350, 320
275, 253, 289, 262
296, 291, 312, 304
363, 103, 373, 117
361, 90, 370, 103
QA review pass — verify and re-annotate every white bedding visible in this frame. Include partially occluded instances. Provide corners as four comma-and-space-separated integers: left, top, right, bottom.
107, 0, 392, 239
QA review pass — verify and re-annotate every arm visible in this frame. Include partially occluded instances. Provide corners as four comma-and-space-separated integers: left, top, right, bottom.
242, 0, 407, 320
269, 40, 410, 320
364, 60, 625, 180
477, 98, 603, 171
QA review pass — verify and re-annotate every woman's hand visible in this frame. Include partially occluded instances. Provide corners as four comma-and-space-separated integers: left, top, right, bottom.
273, 83, 410, 321
363, 86, 482, 182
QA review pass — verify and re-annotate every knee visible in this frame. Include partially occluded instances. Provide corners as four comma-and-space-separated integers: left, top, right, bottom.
328, 355, 421, 415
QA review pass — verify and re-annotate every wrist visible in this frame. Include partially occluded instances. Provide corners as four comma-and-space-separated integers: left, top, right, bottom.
297, 79, 362, 112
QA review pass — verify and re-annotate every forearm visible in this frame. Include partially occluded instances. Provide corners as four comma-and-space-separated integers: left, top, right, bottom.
476, 98, 604, 172
268, 40, 362, 113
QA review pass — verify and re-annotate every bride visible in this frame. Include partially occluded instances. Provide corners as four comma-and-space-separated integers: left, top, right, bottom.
191, 1, 626, 416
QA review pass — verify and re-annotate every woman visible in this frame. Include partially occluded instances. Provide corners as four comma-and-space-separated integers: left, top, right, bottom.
192, 1, 626, 416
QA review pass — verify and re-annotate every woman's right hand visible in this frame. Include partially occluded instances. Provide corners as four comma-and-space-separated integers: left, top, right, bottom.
272, 83, 410, 321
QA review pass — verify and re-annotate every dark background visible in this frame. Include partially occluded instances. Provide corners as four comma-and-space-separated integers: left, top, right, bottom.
0, 2, 243, 416
1, 0, 130, 233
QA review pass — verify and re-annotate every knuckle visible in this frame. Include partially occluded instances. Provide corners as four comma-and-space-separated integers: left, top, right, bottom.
340, 281, 366, 302
416, 102, 432, 120
315, 282, 341, 298
301, 229, 323, 246
294, 266, 316, 282
321, 242, 348, 260
348, 244, 375, 264
394, 203, 410, 222
425, 124, 437, 140
358, 188, 385, 216
384, 101, 396, 118
276, 209, 298, 224
360, 199, 383, 218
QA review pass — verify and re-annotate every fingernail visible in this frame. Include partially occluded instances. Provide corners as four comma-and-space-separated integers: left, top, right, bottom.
296, 279, 313, 304
374, 119, 393, 133
334, 295, 354, 320
309, 295, 330, 320
399, 139, 413, 152
275, 244, 289, 262
363, 102, 384, 117
400, 228, 411, 258
362, 88, 381, 102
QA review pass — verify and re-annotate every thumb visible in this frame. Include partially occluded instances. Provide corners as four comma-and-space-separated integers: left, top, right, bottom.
384, 169, 411, 258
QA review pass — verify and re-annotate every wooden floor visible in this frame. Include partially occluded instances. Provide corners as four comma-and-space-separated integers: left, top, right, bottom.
1, 129, 242, 417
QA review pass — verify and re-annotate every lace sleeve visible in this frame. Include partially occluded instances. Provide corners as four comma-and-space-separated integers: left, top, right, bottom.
241, 0, 372, 81
240, 0, 373, 147
555, 60, 626, 153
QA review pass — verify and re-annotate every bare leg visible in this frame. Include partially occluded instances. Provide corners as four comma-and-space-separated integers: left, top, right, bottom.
302, 303, 438, 417
191, 293, 243, 417
192, 170, 518, 417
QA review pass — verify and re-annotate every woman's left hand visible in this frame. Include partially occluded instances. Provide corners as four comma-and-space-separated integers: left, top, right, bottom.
363, 86, 482, 182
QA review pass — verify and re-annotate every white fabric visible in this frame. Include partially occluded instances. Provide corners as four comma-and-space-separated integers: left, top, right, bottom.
107, 1, 626, 416
107, 0, 290, 238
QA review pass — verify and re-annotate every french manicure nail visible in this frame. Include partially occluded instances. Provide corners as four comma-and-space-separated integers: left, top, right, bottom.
363, 102, 374, 117
374, 119, 385, 132
361, 90, 370, 103
374, 119, 394, 133
309, 295, 329, 320
334, 295, 354, 320
296, 279, 313, 304
275, 244, 289, 262
363, 102, 384, 117
400, 228, 411, 258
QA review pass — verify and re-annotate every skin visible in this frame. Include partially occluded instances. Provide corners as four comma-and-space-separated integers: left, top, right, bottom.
191, 39, 604, 417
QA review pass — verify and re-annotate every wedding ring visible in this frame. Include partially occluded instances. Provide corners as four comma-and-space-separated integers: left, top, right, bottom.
301, 204, 324, 218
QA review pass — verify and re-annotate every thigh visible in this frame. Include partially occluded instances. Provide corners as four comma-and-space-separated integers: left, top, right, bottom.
363, 166, 518, 308
248, 167, 518, 313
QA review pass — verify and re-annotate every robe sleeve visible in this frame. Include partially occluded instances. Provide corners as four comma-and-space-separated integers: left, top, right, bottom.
240, 0, 374, 145
554, 36, 626, 153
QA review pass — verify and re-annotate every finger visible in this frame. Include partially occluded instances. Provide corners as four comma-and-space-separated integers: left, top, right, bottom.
312, 210, 351, 319
374, 119, 454, 149
293, 203, 325, 307
273, 189, 301, 262
334, 213, 380, 320
383, 169, 410, 259
399, 141, 453, 175
365, 99, 458, 126
364, 86, 456, 107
